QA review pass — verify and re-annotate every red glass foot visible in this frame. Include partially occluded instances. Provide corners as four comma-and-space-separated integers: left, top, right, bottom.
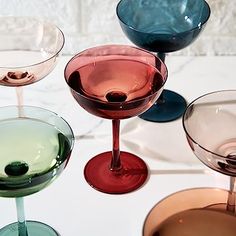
84, 151, 148, 194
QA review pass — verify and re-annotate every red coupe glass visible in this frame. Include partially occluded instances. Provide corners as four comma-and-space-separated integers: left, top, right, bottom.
65, 45, 167, 194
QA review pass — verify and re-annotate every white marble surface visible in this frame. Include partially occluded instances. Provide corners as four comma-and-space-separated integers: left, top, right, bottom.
0, 55, 235, 235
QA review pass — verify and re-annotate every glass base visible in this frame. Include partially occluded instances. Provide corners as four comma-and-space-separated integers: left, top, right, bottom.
139, 89, 187, 122
0, 221, 59, 236
84, 151, 148, 194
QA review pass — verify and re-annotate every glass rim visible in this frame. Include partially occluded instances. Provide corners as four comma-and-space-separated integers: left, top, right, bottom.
116, 0, 211, 37
0, 105, 75, 193
0, 105, 75, 182
0, 104, 74, 148
0, 16, 65, 69
182, 89, 236, 161
64, 44, 168, 105
142, 187, 229, 235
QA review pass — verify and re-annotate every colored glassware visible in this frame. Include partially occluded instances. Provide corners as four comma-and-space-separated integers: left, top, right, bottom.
117, 0, 210, 122
0, 106, 74, 236
183, 90, 236, 213
143, 188, 235, 236
0, 16, 64, 106
65, 45, 167, 194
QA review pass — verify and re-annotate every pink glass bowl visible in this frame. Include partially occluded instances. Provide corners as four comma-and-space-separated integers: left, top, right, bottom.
183, 90, 236, 177
0, 16, 64, 87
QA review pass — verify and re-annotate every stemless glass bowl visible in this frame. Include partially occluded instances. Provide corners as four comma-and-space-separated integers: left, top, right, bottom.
116, 0, 210, 122
65, 44, 167, 194
0, 16, 64, 87
0, 106, 74, 236
143, 188, 235, 236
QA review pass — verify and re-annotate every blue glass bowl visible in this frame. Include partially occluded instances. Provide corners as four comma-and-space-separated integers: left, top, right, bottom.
116, 0, 211, 53
116, 0, 210, 122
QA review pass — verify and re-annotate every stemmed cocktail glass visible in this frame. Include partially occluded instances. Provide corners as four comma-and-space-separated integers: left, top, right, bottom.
0, 106, 74, 236
142, 90, 236, 235
183, 90, 236, 213
0, 16, 64, 107
65, 45, 167, 194
117, 0, 211, 122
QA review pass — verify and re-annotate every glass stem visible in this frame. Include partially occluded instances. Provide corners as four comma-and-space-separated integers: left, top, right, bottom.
15, 197, 28, 236
15, 87, 24, 117
155, 52, 166, 105
110, 119, 121, 171
227, 176, 236, 213
157, 52, 166, 62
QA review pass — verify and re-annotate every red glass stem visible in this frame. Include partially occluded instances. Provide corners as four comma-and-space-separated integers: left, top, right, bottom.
110, 119, 121, 171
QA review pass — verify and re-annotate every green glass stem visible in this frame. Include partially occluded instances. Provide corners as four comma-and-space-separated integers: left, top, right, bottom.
15, 197, 28, 236
227, 176, 236, 214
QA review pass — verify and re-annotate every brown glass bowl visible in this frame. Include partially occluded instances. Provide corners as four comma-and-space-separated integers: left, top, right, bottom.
143, 188, 232, 236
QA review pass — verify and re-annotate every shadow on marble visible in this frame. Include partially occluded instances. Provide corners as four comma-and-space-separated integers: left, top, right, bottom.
120, 117, 201, 166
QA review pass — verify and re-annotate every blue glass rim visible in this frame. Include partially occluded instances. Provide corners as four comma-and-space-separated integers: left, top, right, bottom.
116, 0, 211, 37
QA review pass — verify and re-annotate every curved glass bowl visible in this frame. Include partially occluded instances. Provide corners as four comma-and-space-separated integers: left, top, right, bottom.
116, 0, 210, 53
0, 106, 74, 198
143, 188, 235, 236
116, 0, 210, 122
65, 44, 168, 120
0, 105, 74, 236
65, 44, 167, 194
183, 90, 236, 177
0, 16, 64, 87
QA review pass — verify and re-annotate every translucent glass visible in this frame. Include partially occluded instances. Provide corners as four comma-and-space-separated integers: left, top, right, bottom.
117, 0, 210, 52
0, 106, 74, 236
65, 45, 167, 194
143, 188, 234, 236
183, 90, 236, 176
0, 16, 64, 87
116, 0, 211, 122
183, 90, 236, 215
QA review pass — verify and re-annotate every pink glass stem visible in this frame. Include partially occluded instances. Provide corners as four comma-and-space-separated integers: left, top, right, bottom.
16, 87, 24, 117
16, 87, 24, 106
110, 119, 121, 171
227, 176, 236, 213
